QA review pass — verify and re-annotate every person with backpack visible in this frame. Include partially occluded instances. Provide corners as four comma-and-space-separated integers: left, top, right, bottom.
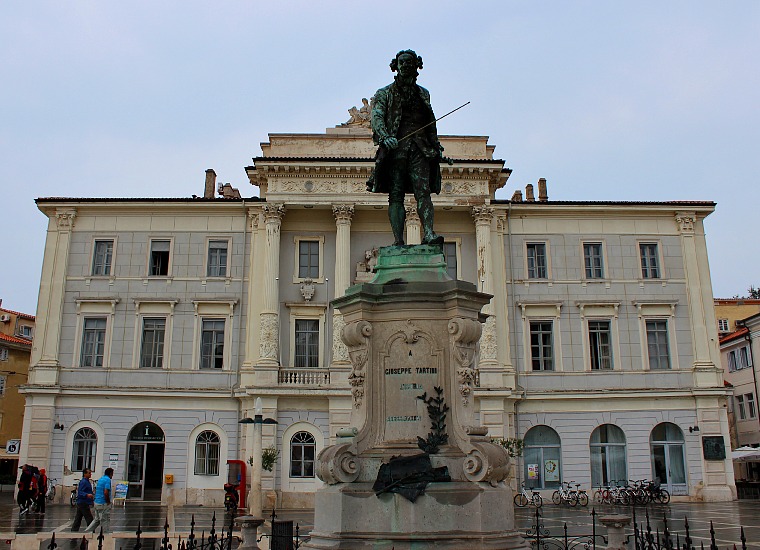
71, 468, 94, 531
17, 464, 32, 513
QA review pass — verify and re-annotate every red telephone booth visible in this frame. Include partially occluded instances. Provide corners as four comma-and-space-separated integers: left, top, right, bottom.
226, 459, 246, 510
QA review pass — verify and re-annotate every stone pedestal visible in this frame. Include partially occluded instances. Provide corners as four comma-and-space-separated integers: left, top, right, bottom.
307, 245, 528, 550
237, 516, 265, 550
599, 515, 631, 550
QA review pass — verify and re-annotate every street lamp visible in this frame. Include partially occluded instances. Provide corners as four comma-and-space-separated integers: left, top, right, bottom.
239, 397, 278, 517
237, 398, 278, 550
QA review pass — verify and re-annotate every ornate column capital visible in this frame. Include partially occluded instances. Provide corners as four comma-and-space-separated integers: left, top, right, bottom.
405, 205, 421, 224
54, 209, 77, 230
247, 207, 261, 229
263, 203, 286, 224
471, 205, 494, 225
675, 211, 696, 234
332, 204, 355, 224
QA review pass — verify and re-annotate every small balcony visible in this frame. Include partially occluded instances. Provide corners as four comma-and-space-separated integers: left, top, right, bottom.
278, 368, 331, 386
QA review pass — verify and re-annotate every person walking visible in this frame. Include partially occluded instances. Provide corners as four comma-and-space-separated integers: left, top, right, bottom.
36, 468, 48, 514
85, 467, 113, 533
16, 464, 32, 513
71, 468, 94, 532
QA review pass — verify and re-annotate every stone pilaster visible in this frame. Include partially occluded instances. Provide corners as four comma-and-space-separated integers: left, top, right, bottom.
405, 202, 422, 245
242, 208, 261, 375
30, 208, 77, 385
495, 215, 516, 388
258, 204, 285, 367
331, 205, 354, 383
472, 206, 500, 384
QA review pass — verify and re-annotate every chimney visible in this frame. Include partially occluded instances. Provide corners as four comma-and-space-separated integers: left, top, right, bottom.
538, 178, 548, 202
511, 190, 523, 202
525, 184, 535, 202
204, 169, 217, 199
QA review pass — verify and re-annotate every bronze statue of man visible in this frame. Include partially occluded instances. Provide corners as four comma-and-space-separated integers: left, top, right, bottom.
367, 50, 444, 246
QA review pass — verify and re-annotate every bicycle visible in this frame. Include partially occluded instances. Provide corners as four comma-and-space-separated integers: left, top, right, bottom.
514, 482, 543, 507
551, 481, 579, 506
568, 483, 589, 507
46, 477, 57, 501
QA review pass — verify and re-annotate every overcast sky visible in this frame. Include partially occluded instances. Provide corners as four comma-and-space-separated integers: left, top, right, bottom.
1, 1, 758, 315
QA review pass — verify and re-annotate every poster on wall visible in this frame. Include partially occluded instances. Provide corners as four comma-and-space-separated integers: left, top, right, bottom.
544, 459, 559, 482
527, 464, 539, 480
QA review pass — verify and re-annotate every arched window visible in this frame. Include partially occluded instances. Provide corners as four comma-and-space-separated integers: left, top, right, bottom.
72, 427, 97, 472
194, 431, 221, 476
650, 423, 686, 494
290, 431, 316, 478
523, 425, 562, 490
590, 424, 627, 487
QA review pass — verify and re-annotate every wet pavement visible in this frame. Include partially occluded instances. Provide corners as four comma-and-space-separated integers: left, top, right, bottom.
1, 492, 758, 549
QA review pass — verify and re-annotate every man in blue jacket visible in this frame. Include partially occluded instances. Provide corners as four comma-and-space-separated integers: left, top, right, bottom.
71, 468, 94, 532
85, 467, 113, 533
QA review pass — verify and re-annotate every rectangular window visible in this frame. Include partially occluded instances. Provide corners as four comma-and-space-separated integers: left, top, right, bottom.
0, 348, 7, 361
443, 242, 458, 280
739, 346, 751, 369
646, 319, 670, 370
747, 393, 757, 419
718, 319, 729, 333
728, 350, 737, 372
589, 320, 612, 370
200, 319, 225, 369
0, 376, 6, 395
294, 319, 319, 368
140, 318, 166, 368
80, 317, 107, 368
207, 240, 228, 278
639, 243, 660, 279
527, 243, 548, 279
92, 240, 114, 276
298, 240, 319, 279
736, 395, 746, 420
149, 240, 171, 276
529, 321, 554, 371
583, 243, 604, 279
19, 325, 33, 339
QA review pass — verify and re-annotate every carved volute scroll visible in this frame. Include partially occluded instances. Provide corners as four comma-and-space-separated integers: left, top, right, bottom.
448, 317, 481, 406
675, 211, 696, 234
342, 320, 372, 408
316, 442, 359, 485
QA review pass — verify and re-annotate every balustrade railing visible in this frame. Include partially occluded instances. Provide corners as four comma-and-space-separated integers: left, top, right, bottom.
278, 368, 330, 386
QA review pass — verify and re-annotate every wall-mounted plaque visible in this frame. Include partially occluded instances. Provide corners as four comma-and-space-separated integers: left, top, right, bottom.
702, 436, 726, 460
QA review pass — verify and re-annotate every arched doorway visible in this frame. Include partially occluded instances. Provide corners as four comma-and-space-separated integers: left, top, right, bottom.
127, 422, 165, 501
650, 422, 687, 495
590, 424, 627, 488
523, 425, 562, 490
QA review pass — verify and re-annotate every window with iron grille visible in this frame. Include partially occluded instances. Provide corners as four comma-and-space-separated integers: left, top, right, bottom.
140, 318, 166, 368
72, 427, 97, 472
529, 321, 554, 371
207, 240, 228, 278
149, 240, 171, 276
92, 240, 114, 276
747, 393, 757, 419
294, 319, 319, 368
443, 242, 458, 280
0, 376, 6, 395
0, 347, 7, 362
298, 240, 319, 279
639, 243, 660, 279
80, 317, 107, 368
200, 319, 225, 369
646, 319, 670, 370
526, 243, 547, 279
583, 243, 604, 279
290, 431, 316, 478
589, 320, 613, 370
194, 430, 221, 475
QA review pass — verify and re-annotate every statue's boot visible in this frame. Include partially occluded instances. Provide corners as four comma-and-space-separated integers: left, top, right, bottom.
419, 199, 444, 245
389, 202, 406, 246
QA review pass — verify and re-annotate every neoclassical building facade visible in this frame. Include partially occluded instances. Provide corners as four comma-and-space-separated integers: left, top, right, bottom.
20, 124, 735, 506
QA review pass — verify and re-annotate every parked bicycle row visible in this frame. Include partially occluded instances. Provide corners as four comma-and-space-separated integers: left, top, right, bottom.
514, 478, 671, 508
